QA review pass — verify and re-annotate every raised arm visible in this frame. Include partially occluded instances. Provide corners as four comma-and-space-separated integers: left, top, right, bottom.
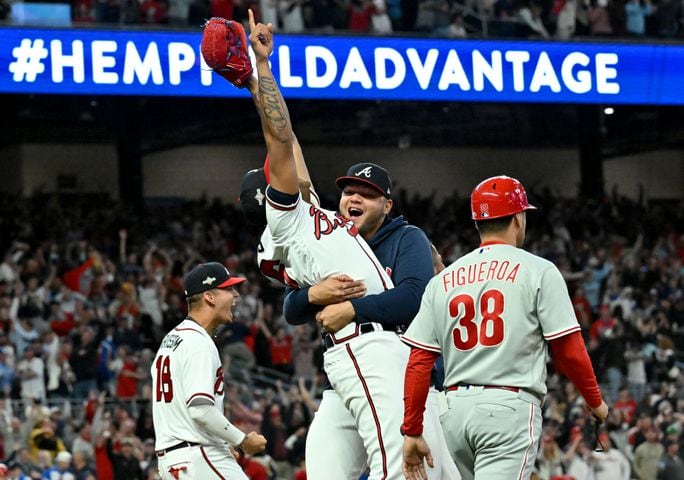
248, 9, 298, 195
246, 73, 315, 203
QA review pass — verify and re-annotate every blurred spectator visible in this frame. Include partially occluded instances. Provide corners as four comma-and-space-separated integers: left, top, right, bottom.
105, 437, 143, 480
348, 0, 373, 31
71, 450, 97, 479
70, 327, 98, 400
260, 0, 279, 27
280, 0, 306, 32
370, 0, 393, 33
518, 2, 551, 38
624, 0, 652, 36
42, 450, 75, 480
261, 404, 290, 479
447, 13, 468, 37
555, 0, 577, 39
536, 434, 563, 478
28, 419, 67, 463
613, 388, 637, 425
633, 426, 664, 480
592, 431, 631, 479
17, 346, 45, 403
657, 438, 684, 479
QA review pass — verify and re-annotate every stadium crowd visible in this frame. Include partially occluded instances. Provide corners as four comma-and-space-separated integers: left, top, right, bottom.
1, 0, 683, 40
0, 184, 681, 479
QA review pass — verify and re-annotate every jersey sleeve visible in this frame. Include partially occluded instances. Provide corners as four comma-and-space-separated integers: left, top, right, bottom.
537, 265, 581, 340
265, 186, 302, 245
257, 228, 298, 288
400, 281, 441, 354
179, 343, 218, 406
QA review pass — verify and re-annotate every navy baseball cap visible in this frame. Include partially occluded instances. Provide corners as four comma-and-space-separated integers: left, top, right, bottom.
183, 262, 246, 298
336, 163, 392, 198
239, 167, 268, 226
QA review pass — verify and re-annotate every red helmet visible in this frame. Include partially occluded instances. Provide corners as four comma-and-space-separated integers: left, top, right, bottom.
471, 175, 536, 220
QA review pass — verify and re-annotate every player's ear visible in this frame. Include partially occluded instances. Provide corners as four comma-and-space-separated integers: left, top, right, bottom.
383, 198, 393, 214
203, 290, 215, 306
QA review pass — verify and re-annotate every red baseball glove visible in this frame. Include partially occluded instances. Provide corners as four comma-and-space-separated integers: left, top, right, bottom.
201, 17, 253, 88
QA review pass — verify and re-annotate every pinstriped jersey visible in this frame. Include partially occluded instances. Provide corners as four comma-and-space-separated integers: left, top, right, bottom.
152, 319, 226, 450
265, 187, 393, 296
401, 242, 580, 398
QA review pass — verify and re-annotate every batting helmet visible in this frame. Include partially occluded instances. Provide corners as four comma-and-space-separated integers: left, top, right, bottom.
471, 175, 536, 220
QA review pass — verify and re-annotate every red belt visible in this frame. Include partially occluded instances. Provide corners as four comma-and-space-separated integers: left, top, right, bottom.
446, 384, 519, 393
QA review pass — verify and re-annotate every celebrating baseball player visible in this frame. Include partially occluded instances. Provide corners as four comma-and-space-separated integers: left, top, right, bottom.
201, 11, 439, 479
400, 176, 609, 480
151, 262, 266, 479
282, 163, 461, 480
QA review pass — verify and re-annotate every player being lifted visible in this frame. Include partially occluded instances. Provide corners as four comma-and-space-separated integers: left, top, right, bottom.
400, 175, 609, 480
201, 11, 446, 479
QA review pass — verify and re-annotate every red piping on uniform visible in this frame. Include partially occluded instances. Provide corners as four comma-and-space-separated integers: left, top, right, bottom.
200, 446, 226, 479
174, 327, 204, 334
263, 154, 271, 184
352, 236, 389, 291
479, 240, 509, 247
332, 325, 360, 344
266, 197, 297, 211
400, 336, 441, 354
346, 344, 388, 480
544, 325, 581, 340
517, 403, 535, 480
186, 392, 214, 405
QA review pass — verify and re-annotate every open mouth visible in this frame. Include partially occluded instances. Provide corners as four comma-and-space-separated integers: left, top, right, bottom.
348, 207, 364, 219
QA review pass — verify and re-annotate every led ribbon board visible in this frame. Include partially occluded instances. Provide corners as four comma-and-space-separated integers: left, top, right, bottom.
1, 27, 683, 104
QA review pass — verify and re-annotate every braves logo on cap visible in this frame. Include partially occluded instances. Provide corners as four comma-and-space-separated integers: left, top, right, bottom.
354, 166, 373, 178
202, 276, 216, 286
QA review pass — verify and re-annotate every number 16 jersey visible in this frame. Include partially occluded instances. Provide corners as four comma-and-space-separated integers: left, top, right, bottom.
401, 241, 580, 399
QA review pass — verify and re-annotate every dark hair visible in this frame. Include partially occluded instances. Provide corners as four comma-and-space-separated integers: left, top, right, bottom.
475, 215, 514, 235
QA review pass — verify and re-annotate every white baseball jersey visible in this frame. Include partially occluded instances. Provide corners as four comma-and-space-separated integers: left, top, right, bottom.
258, 187, 319, 288
265, 188, 392, 300
402, 241, 580, 398
152, 319, 227, 450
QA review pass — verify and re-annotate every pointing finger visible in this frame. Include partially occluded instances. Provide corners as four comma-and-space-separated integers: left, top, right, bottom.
248, 8, 256, 31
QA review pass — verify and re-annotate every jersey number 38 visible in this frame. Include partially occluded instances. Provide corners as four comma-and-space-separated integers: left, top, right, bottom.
450, 289, 505, 351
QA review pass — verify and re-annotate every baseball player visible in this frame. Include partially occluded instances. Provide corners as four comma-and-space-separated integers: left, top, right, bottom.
283, 165, 460, 480
400, 175, 609, 480
151, 262, 266, 479
231, 12, 424, 479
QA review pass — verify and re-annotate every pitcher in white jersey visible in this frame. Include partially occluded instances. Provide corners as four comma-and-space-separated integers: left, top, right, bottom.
241, 12, 437, 479
151, 262, 266, 479
400, 176, 609, 480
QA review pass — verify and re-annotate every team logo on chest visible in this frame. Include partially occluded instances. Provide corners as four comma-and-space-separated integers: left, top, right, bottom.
309, 205, 358, 240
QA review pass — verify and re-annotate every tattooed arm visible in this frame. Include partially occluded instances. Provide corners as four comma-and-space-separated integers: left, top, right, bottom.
248, 9, 299, 195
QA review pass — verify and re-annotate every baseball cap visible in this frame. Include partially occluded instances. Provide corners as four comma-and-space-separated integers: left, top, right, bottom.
239, 167, 268, 226
336, 163, 392, 198
183, 262, 246, 298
